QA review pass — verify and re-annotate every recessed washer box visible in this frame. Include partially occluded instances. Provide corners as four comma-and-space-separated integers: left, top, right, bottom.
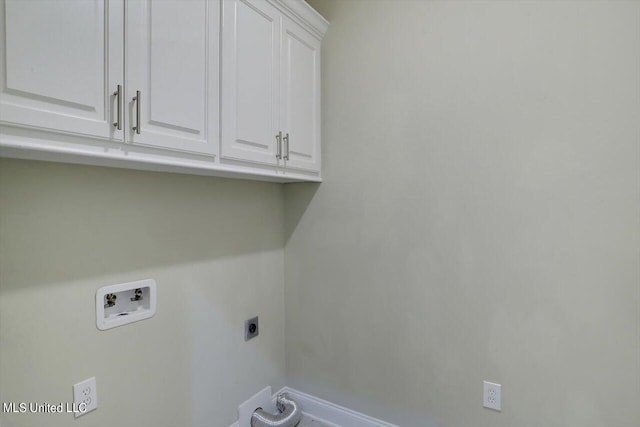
96, 279, 156, 330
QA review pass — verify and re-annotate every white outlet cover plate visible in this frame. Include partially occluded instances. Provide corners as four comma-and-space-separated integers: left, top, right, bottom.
483, 381, 502, 411
238, 386, 276, 427
73, 377, 97, 417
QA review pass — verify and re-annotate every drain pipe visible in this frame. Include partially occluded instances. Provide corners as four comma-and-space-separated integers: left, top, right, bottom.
250, 393, 302, 427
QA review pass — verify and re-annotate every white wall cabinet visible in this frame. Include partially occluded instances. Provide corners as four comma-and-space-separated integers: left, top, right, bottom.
280, 17, 321, 173
221, 0, 323, 177
0, 0, 124, 141
126, 0, 218, 156
0, 0, 328, 183
221, 0, 281, 166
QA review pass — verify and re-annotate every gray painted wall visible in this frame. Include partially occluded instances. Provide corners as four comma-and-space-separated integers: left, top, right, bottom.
286, 1, 640, 426
0, 159, 286, 427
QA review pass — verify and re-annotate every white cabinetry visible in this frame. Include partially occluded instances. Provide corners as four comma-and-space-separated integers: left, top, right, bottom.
221, 0, 324, 177
221, 0, 281, 166
0, 0, 328, 182
126, 0, 218, 156
280, 17, 321, 173
0, 0, 123, 141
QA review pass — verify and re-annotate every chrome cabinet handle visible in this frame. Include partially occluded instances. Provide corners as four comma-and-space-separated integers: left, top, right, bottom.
283, 133, 290, 160
275, 131, 282, 159
113, 85, 122, 130
132, 90, 141, 134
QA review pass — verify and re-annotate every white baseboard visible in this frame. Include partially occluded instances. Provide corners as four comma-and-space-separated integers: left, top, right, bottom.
230, 386, 398, 427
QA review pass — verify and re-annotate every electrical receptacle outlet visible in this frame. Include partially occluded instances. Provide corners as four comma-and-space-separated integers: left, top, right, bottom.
73, 377, 97, 417
245, 316, 259, 341
483, 381, 501, 411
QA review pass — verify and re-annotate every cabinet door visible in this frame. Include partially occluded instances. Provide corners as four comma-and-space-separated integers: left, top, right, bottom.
221, 0, 281, 166
280, 18, 321, 173
126, 0, 218, 156
0, 0, 123, 141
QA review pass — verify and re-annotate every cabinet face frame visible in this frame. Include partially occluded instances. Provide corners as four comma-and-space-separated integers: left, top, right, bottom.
0, 0, 124, 141
280, 16, 321, 173
220, 0, 282, 167
124, 0, 219, 157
